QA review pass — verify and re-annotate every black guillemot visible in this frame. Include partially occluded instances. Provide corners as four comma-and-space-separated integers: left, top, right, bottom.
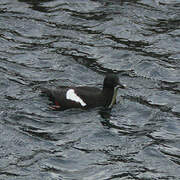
41, 74, 125, 110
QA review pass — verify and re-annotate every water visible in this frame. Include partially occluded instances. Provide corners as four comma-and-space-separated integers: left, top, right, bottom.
0, 0, 180, 179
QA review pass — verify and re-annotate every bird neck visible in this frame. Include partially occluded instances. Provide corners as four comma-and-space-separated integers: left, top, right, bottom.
102, 87, 117, 108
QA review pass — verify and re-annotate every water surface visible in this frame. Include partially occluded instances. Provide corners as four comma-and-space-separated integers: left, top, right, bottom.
0, 0, 180, 179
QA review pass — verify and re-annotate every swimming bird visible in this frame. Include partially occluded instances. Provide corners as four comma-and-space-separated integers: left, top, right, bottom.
41, 74, 125, 110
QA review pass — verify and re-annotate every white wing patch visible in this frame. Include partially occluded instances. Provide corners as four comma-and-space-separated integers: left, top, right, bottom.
66, 89, 86, 107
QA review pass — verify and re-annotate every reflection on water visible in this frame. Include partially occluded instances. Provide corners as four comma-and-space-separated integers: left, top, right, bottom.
0, 0, 180, 179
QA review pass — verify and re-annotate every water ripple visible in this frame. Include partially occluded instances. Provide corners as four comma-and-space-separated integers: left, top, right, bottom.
0, 0, 180, 179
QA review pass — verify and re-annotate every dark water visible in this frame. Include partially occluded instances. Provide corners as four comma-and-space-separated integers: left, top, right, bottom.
0, 0, 180, 179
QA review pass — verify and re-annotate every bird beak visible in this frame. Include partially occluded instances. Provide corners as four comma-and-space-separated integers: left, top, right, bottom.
116, 83, 126, 89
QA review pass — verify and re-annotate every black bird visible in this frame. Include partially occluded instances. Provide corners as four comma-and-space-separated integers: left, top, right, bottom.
41, 74, 125, 110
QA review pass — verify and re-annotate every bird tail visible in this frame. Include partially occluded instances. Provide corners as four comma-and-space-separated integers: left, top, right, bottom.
40, 87, 53, 98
